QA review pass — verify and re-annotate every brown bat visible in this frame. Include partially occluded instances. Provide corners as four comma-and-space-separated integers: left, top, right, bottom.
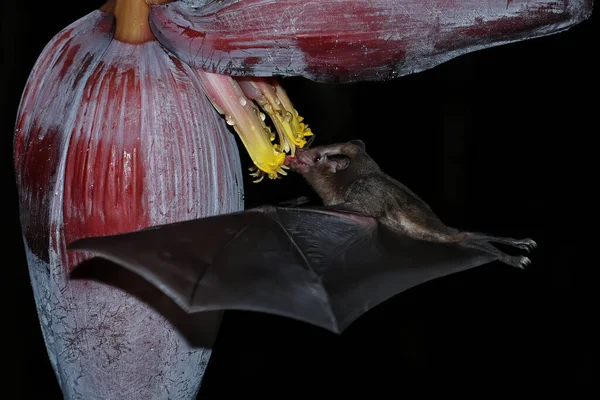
68, 140, 536, 334
287, 140, 536, 268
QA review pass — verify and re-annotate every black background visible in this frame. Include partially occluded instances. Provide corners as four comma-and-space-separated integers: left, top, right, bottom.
2, 1, 595, 397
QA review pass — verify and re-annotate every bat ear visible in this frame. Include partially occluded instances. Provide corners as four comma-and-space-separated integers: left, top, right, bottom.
349, 140, 366, 151
328, 154, 350, 173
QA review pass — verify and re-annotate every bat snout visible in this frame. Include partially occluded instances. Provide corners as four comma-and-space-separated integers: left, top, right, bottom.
289, 149, 318, 167
287, 158, 310, 174
287, 154, 317, 177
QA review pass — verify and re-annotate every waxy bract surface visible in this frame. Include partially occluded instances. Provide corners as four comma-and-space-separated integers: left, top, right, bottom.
14, 10, 243, 399
150, 0, 593, 82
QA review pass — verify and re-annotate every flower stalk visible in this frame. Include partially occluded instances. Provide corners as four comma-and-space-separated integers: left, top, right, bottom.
102, 0, 155, 44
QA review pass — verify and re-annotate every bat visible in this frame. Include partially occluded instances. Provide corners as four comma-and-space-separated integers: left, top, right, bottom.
68, 140, 536, 334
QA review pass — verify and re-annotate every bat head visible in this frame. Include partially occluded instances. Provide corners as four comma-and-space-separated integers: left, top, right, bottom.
287, 140, 365, 174
287, 140, 380, 205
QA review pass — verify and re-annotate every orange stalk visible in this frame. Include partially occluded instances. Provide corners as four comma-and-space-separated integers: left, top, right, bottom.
102, 0, 155, 44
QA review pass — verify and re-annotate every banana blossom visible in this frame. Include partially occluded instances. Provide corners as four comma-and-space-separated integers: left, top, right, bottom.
13, 0, 592, 399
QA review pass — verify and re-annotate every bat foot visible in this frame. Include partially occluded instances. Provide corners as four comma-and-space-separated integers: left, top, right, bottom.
513, 238, 537, 253
516, 256, 532, 269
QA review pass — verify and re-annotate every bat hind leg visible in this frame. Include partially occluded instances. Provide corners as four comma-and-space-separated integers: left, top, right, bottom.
466, 232, 537, 252
460, 232, 537, 269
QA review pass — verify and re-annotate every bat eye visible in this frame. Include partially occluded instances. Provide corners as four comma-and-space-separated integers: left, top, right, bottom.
314, 155, 321, 162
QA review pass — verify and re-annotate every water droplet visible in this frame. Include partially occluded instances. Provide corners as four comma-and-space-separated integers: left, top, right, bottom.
226, 115, 235, 126
239, 97, 247, 106
274, 98, 281, 106
259, 112, 266, 121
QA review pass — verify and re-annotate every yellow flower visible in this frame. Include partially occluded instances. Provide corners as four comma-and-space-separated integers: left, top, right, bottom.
197, 71, 313, 183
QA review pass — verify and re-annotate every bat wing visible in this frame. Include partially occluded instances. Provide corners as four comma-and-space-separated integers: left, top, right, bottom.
68, 205, 496, 334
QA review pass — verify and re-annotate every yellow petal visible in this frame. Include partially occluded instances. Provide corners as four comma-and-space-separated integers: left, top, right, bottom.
238, 77, 314, 157
195, 70, 287, 181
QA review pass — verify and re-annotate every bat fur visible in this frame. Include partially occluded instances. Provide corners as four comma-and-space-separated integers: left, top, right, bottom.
287, 140, 536, 268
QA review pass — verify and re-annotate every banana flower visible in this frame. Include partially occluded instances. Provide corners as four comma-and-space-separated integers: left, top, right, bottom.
13, 0, 592, 399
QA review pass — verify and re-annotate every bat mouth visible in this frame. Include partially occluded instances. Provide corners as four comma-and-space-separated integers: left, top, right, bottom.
286, 156, 309, 167
285, 134, 315, 168
285, 152, 314, 173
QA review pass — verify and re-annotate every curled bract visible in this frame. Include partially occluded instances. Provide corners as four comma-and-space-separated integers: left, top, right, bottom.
14, 7, 242, 399
149, 0, 594, 83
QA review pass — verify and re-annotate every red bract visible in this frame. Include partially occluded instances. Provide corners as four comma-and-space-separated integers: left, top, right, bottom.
150, 0, 593, 82
14, 6, 242, 400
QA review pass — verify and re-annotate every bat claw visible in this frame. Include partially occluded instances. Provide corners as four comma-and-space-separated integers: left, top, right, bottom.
515, 238, 537, 253
517, 256, 532, 269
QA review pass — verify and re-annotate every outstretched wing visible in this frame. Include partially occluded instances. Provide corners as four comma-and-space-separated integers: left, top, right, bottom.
68, 206, 377, 332
269, 207, 497, 333
69, 205, 497, 334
